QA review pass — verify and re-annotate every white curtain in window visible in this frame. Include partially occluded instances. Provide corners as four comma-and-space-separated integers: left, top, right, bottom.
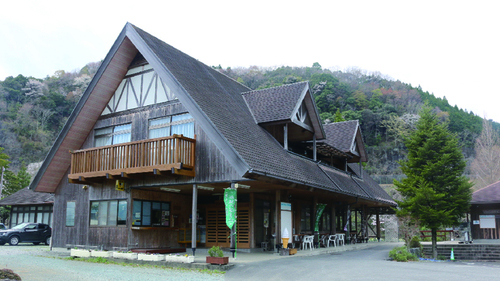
98, 201, 108, 226
171, 114, 194, 138
112, 124, 131, 144
149, 117, 171, 138
95, 127, 113, 147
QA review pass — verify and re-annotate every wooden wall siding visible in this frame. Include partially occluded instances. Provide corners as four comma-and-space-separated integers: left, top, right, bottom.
36, 38, 137, 193
128, 189, 192, 249
52, 168, 90, 248
471, 204, 500, 240
206, 204, 250, 248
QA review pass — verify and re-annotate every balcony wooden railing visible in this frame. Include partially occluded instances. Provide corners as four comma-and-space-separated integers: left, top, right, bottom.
68, 135, 195, 182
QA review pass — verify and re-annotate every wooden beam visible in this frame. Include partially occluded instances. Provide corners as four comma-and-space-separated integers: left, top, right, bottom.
171, 168, 195, 177
154, 169, 162, 176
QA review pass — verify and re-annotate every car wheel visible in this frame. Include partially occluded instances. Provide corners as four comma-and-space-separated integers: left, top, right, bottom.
9, 236, 19, 246
45, 237, 51, 245
33, 242, 40, 245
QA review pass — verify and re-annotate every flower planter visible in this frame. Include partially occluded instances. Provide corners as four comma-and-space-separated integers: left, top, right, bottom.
112, 252, 138, 260
138, 253, 165, 261
91, 250, 112, 258
70, 249, 91, 258
165, 255, 194, 263
206, 256, 229, 265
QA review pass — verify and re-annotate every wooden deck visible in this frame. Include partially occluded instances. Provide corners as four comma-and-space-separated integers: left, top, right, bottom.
68, 135, 195, 183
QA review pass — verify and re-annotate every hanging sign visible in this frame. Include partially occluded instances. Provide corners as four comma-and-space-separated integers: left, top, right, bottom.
224, 189, 237, 229
314, 203, 327, 232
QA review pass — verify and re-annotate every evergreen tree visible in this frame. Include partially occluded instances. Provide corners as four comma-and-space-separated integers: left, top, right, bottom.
334, 109, 345, 122
394, 107, 472, 259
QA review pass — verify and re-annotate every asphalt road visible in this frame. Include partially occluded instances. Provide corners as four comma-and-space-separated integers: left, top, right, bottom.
226, 243, 500, 281
3, 243, 500, 281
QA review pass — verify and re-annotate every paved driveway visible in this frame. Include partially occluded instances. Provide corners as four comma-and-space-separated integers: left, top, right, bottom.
0, 244, 223, 281
226, 243, 500, 281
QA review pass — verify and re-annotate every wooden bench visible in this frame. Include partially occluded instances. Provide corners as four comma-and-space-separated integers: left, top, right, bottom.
420, 230, 454, 240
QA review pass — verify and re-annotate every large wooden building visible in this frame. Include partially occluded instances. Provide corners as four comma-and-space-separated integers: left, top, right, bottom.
31, 23, 396, 251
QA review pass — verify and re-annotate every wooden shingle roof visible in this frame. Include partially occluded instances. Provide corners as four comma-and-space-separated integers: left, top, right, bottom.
0, 188, 54, 206
472, 181, 500, 204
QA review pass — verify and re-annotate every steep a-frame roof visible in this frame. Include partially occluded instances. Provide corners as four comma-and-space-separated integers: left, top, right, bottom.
471, 181, 500, 204
31, 23, 394, 207
322, 120, 367, 162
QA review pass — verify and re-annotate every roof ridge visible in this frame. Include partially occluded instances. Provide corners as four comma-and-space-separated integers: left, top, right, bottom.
241, 81, 308, 95
473, 180, 500, 193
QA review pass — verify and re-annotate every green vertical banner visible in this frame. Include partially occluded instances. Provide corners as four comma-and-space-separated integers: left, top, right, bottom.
314, 203, 327, 232
224, 189, 237, 229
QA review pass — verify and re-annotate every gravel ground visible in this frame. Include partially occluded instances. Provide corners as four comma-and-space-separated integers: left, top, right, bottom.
0, 244, 224, 281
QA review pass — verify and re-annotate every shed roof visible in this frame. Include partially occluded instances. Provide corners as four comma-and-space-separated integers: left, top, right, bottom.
472, 181, 500, 204
0, 188, 54, 206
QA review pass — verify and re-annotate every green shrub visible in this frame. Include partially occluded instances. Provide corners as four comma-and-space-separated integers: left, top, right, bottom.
208, 246, 223, 258
389, 246, 418, 262
409, 236, 422, 249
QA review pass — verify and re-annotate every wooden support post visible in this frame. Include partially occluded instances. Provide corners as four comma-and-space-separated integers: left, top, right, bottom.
313, 135, 317, 162
331, 204, 336, 234
230, 182, 236, 258
191, 184, 198, 256
376, 209, 381, 242
250, 192, 255, 248
346, 205, 351, 244
313, 196, 318, 246
275, 189, 281, 252
284, 124, 288, 150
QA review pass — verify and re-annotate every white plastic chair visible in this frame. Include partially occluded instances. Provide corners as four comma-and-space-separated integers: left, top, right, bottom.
327, 234, 337, 247
337, 233, 345, 246
302, 235, 314, 250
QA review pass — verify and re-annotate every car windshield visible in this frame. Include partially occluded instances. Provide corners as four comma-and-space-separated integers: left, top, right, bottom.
11, 223, 30, 230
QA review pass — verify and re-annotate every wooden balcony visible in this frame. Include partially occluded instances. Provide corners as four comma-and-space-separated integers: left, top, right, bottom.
68, 135, 195, 184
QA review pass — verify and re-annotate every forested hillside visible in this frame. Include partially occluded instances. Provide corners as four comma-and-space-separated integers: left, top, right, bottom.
0, 61, 498, 189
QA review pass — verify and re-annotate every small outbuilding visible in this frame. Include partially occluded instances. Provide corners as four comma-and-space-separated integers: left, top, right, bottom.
470, 181, 500, 239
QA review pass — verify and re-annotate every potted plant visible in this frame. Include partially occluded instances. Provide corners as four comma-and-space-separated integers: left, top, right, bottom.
91, 250, 112, 258
70, 248, 91, 258
138, 252, 165, 261
112, 251, 138, 260
165, 253, 195, 263
206, 246, 229, 265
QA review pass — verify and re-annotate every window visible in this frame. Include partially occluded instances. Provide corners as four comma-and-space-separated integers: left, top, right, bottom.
10, 205, 53, 228
94, 124, 132, 147
300, 205, 312, 232
149, 113, 194, 139
66, 202, 75, 227
132, 200, 170, 227
90, 200, 127, 226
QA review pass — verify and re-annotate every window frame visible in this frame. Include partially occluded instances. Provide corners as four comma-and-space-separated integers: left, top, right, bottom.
66, 201, 76, 227
148, 113, 194, 139
132, 199, 171, 227
89, 199, 128, 227
94, 123, 132, 147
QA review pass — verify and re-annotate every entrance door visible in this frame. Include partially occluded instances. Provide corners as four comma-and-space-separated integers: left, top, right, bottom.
206, 206, 250, 248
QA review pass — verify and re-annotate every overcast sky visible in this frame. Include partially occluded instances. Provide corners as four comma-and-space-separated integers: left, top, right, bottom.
1, 0, 499, 122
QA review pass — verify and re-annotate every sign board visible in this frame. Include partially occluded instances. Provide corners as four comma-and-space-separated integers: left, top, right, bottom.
314, 204, 327, 232
224, 189, 237, 229
480, 215, 496, 229
281, 202, 292, 211
473, 220, 480, 225
280, 202, 292, 245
